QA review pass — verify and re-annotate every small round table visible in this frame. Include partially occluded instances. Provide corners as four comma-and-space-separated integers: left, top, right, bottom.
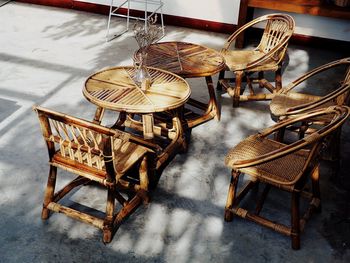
135, 41, 225, 128
83, 66, 190, 139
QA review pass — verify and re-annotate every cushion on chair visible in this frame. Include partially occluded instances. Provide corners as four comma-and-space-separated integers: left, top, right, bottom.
225, 135, 310, 185
222, 50, 280, 72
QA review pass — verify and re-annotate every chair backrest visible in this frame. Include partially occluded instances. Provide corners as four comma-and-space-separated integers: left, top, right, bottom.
279, 58, 350, 113
339, 67, 350, 104
33, 105, 129, 172
261, 106, 350, 161
257, 14, 295, 60
276, 106, 349, 148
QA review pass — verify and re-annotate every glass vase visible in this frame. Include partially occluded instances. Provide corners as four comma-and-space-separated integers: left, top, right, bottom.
133, 51, 151, 86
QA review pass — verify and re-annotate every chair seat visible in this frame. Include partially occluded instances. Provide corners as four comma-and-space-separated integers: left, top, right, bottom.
54, 139, 149, 179
270, 92, 335, 116
225, 135, 310, 185
222, 50, 280, 72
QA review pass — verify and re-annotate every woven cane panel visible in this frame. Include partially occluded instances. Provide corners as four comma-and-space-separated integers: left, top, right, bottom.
270, 92, 322, 116
260, 19, 290, 53
225, 135, 309, 184
49, 119, 148, 175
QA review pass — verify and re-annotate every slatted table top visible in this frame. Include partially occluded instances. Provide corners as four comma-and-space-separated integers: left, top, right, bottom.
136, 41, 226, 78
83, 66, 190, 114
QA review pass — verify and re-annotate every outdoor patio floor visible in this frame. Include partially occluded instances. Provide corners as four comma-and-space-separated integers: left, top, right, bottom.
0, 2, 349, 262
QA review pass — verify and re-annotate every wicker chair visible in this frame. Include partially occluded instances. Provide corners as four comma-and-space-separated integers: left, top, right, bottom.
224, 106, 350, 249
269, 58, 350, 173
270, 57, 350, 118
33, 106, 153, 243
217, 13, 295, 107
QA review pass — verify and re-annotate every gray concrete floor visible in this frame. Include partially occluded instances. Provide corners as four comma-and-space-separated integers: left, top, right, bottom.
0, 2, 349, 262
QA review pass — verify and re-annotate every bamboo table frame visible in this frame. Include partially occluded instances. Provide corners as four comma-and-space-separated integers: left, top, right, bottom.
135, 41, 226, 129
83, 66, 190, 140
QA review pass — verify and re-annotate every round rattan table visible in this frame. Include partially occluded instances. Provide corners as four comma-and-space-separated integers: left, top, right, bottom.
135, 41, 225, 128
83, 66, 190, 139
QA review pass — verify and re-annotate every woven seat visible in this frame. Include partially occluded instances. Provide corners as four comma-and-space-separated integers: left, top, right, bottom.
34, 106, 153, 243
224, 106, 350, 250
270, 92, 322, 116
270, 58, 350, 118
223, 50, 280, 72
226, 135, 309, 185
217, 13, 295, 107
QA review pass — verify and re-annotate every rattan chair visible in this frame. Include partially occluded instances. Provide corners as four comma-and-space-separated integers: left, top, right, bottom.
33, 105, 153, 243
224, 106, 350, 249
270, 58, 350, 119
217, 13, 295, 107
269, 58, 350, 172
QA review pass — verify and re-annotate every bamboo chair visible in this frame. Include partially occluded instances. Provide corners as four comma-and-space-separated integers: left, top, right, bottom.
217, 13, 295, 107
33, 105, 153, 243
224, 106, 350, 250
269, 57, 350, 173
270, 58, 350, 118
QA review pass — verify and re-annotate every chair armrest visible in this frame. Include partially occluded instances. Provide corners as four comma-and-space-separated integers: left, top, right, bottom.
244, 42, 288, 70
231, 137, 309, 169
222, 19, 260, 51
284, 84, 350, 115
282, 58, 350, 94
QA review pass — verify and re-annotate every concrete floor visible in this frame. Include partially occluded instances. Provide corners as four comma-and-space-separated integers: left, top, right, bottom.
0, 2, 349, 262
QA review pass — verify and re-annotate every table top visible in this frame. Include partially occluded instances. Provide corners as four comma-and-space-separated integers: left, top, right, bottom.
83, 66, 190, 114
136, 41, 226, 78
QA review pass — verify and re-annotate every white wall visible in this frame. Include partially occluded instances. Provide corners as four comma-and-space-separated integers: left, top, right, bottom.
79, 0, 350, 41
254, 9, 350, 42
80, 0, 240, 24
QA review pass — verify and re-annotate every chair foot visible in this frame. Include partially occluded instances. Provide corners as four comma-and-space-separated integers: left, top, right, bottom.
103, 229, 113, 244
217, 82, 222, 91
291, 235, 300, 250
232, 98, 240, 107
315, 204, 322, 214
41, 207, 50, 220
224, 208, 234, 222
138, 190, 150, 205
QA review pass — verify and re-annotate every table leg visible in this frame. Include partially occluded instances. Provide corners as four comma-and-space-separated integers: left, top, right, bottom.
185, 76, 220, 128
205, 75, 221, 121
142, 114, 154, 140
93, 106, 105, 124
111, 112, 127, 130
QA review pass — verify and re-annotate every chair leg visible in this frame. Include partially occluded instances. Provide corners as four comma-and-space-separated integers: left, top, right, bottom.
258, 71, 264, 89
139, 156, 150, 204
255, 184, 271, 215
274, 126, 286, 143
224, 170, 240, 222
103, 185, 116, 244
233, 71, 243, 107
275, 65, 282, 91
291, 190, 301, 250
328, 129, 341, 180
311, 165, 322, 213
217, 70, 225, 90
41, 165, 57, 220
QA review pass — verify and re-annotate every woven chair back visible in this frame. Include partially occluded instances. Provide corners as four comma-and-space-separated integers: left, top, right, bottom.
287, 106, 349, 144
334, 61, 350, 105
34, 106, 127, 171
258, 15, 294, 60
